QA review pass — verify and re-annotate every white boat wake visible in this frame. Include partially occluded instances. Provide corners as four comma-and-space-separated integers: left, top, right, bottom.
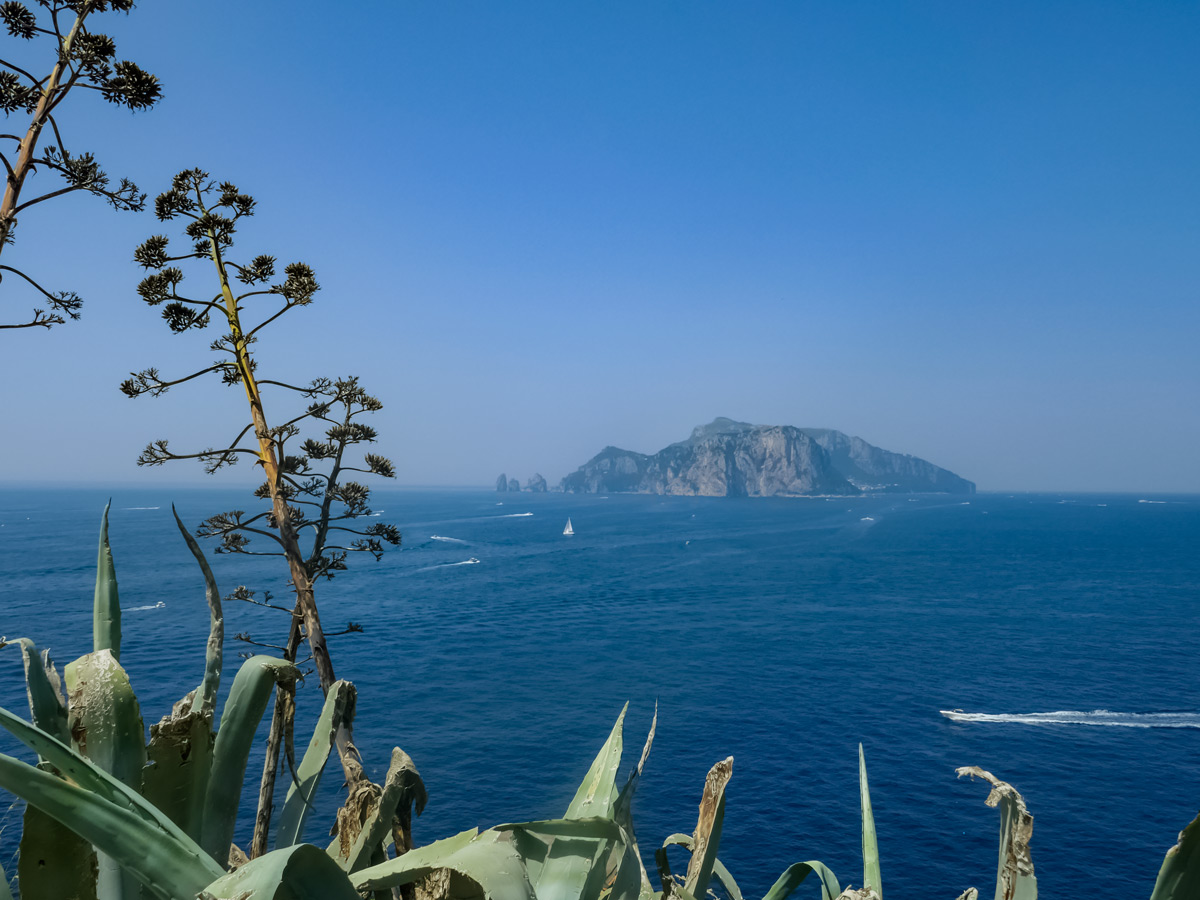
940, 709, 1200, 729
127, 601, 167, 612
415, 558, 481, 572
430, 535, 468, 544
493, 512, 533, 518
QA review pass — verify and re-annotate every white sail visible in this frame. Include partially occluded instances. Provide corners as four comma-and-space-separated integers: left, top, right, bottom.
563, 517, 574, 536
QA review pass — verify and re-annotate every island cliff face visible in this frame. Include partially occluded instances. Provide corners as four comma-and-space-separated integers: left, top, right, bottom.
560, 418, 974, 496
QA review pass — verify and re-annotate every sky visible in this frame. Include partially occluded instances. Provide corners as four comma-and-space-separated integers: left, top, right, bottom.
0, 1, 1196, 492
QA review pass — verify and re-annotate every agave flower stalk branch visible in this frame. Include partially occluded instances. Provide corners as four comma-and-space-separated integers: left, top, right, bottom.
0, 0, 160, 328
0, 12, 84, 254
192, 182, 333, 691
194, 188, 366, 791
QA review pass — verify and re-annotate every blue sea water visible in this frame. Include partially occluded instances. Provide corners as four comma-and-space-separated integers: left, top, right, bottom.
1, 487, 1198, 898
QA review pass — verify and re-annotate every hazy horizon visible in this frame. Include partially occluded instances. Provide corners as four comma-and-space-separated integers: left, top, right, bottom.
1, 2, 1196, 493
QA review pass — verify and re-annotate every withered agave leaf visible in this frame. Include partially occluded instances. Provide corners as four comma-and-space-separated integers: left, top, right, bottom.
683, 756, 733, 900
956, 766, 1036, 900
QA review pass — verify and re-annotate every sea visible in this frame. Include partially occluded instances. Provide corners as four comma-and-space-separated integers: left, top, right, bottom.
1, 487, 1198, 898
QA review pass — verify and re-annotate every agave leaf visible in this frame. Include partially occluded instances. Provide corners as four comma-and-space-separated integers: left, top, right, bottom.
94, 501, 121, 660
201, 655, 299, 863
539, 833, 614, 900
66, 648, 148, 900
527, 706, 629, 900
0, 704, 198, 845
171, 505, 224, 716
18, 803, 99, 900
6, 637, 69, 744
761, 861, 843, 900
276, 679, 354, 849
0, 861, 11, 900
683, 757, 733, 900
564, 703, 627, 819
496, 817, 624, 842
0, 750, 225, 899
198, 843, 359, 900
661, 833, 742, 900
859, 745, 881, 897
353, 828, 535, 900
499, 816, 630, 900
143, 695, 214, 840
615, 704, 657, 900
338, 746, 428, 873
956, 767, 1036, 900
64, 650, 147, 787
1149, 810, 1200, 900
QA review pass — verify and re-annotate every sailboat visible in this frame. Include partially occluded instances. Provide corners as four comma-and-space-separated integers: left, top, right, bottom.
563, 517, 574, 536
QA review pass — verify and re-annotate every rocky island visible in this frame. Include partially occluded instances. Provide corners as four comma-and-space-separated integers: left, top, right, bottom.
560, 418, 974, 496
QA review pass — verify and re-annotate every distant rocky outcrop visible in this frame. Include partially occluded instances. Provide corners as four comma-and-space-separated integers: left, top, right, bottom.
496, 473, 509, 492
525, 473, 548, 493
560, 417, 974, 496
507, 477, 520, 492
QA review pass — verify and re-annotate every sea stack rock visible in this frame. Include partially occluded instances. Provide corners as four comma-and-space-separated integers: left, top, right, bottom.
507, 477, 521, 492
526, 473, 548, 492
496, 474, 509, 492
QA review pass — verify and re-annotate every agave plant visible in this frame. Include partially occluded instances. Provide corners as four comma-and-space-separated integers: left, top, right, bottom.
0, 504, 406, 899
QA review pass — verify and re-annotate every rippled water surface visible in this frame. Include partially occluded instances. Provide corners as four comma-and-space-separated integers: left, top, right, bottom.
2, 487, 1198, 897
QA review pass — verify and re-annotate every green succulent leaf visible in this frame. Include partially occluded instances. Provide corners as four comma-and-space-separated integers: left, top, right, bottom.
859, 744, 881, 898
564, 704, 626, 820
615, 704, 657, 899
93, 501, 121, 659
0, 860, 12, 900
0, 750, 223, 900
201, 655, 299, 863
760, 861, 843, 900
198, 843, 360, 900
18, 803, 98, 900
353, 828, 536, 900
0, 704, 196, 845
8, 637, 69, 744
65, 648, 148, 900
521, 705, 629, 900
1150, 811, 1200, 900
276, 679, 354, 849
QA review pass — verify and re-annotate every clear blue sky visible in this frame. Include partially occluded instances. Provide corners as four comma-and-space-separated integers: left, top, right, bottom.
2, 1, 1197, 491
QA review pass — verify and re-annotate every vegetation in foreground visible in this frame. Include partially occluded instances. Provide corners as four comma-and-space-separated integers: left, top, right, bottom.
1, 510, 1198, 899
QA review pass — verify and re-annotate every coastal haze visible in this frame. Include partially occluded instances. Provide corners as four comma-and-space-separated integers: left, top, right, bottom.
0, 2, 1196, 492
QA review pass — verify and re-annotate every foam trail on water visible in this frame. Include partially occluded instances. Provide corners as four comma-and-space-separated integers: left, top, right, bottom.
127, 601, 167, 612
493, 512, 533, 518
415, 557, 481, 572
431, 535, 468, 544
123, 506, 160, 511
940, 709, 1200, 729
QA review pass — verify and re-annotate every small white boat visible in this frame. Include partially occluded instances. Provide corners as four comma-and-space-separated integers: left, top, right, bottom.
563, 517, 574, 536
